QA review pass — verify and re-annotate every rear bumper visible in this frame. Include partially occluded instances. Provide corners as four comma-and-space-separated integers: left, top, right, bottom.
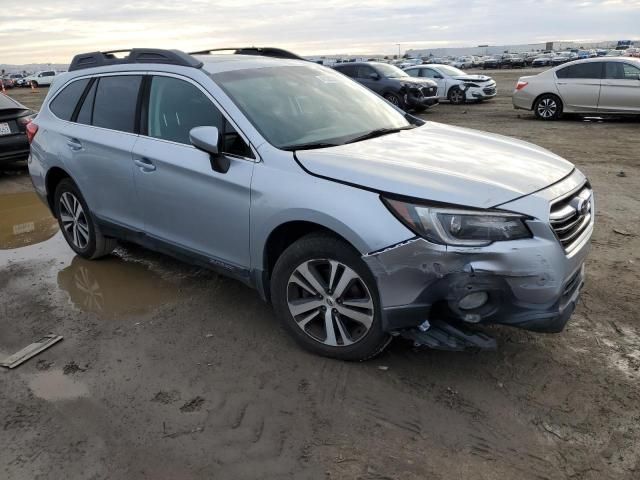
0, 134, 29, 164
512, 90, 536, 111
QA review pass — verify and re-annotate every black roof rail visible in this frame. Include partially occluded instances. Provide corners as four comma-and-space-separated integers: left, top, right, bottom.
68, 48, 203, 72
189, 47, 307, 61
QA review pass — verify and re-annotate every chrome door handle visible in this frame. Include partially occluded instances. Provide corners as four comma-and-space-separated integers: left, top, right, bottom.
66, 138, 82, 150
134, 157, 156, 172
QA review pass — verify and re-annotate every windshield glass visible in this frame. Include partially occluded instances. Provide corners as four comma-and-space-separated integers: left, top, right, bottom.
437, 65, 466, 76
373, 63, 409, 78
211, 65, 410, 149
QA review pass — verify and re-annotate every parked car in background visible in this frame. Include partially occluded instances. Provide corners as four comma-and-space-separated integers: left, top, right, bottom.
451, 56, 474, 69
532, 54, 556, 67
503, 54, 526, 68
24, 70, 58, 87
405, 64, 497, 104
29, 48, 594, 359
0, 94, 36, 165
513, 57, 640, 119
481, 56, 503, 69
551, 52, 578, 66
333, 62, 439, 111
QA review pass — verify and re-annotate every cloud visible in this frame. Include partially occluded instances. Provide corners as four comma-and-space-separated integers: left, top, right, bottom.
0, 0, 638, 63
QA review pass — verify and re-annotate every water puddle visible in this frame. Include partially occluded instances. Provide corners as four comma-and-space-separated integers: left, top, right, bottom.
28, 370, 90, 401
56, 254, 180, 317
0, 192, 59, 249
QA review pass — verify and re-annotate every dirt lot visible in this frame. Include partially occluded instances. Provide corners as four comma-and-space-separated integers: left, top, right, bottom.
1, 71, 639, 480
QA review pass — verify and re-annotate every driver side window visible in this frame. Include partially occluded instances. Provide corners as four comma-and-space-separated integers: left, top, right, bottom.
147, 76, 253, 158
421, 68, 439, 79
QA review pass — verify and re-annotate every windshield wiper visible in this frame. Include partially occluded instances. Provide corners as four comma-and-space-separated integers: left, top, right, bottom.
344, 126, 416, 145
280, 142, 340, 151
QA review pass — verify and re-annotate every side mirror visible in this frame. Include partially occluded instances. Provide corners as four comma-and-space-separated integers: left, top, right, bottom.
369, 72, 380, 80
434, 74, 443, 79
189, 126, 230, 174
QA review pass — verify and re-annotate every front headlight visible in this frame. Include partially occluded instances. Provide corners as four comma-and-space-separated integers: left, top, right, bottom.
383, 197, 532, 246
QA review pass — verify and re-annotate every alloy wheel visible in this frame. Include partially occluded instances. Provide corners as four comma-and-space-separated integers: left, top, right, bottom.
450, 89, 464, 104
385, 94, 400, 106
59, 192, 90, 249
286, 259, 375, 347
537, 98, 557, 118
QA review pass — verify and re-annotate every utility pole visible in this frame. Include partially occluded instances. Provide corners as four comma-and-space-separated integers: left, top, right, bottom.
397, 43, 401, 59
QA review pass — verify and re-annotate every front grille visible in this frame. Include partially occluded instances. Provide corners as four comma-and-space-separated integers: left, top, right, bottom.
483, 87, 496, 94
421, 86, 437, 97
549, 186, 593, 252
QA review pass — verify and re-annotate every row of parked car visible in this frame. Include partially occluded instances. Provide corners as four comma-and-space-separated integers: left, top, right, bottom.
1, 70, 60, 88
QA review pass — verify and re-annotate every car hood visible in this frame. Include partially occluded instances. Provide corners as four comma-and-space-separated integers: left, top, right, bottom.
395, 77, 437, 87
295, 122, 574, 209
453, 74, 493, 83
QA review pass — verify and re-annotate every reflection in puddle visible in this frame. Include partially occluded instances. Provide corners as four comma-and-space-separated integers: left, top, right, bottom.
57, 255, 180, 317
28, 370, 89, 401
0, 192, 59, 249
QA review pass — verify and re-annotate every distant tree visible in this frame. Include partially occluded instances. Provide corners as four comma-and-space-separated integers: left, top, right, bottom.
383, 56, 389, 59
393, 55, 398, 59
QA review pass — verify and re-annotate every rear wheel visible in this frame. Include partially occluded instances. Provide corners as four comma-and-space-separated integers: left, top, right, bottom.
448, 87, 465, 105
271, 234, 391, 361
54, 178, 117, 259
534, 94, 563, 120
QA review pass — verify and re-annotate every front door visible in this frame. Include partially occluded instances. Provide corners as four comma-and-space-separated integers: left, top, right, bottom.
421, 68, 446, 97
599, 61, 640, 112
131, 74, 255, 272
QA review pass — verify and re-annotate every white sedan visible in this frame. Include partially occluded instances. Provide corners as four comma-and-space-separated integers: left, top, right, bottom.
404, 64, 497, 104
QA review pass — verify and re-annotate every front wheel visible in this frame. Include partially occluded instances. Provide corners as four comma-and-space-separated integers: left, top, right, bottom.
534, 94, 563, 120
448, 87, 466, 105
271, 234, 391, 361
383, 92, 404, 110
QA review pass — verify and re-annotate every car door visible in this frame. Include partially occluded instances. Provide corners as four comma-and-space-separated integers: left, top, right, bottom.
356, 65, 382, 93
131, 74, 254, 272
599, 61, 640, 112
555, 62, 603, 111
58, 74, 144, 231
421, 67, 446, 97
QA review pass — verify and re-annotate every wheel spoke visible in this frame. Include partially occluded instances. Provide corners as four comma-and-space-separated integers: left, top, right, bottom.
60, 194, 73, 215
334, 317, 354, 346
333, 267, 358, 299
297, 309, 320, 329
327, 260, 340, 292
323, 309, 338, 346
77, 222, 90, 241
60, 213, 74, 224
341, 297, 373, 309
294, 262, 326, 295
289, 298, 324, 317
336, 304, 373, 329
72, 224, 80, 247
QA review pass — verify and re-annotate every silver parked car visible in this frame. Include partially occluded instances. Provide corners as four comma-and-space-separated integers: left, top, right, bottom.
513, 57, 640, 119
28, 48, 594, 360
404, 64, 497, 104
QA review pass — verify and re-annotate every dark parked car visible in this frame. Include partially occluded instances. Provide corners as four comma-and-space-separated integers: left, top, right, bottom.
481, 56, 505, 69
0, 94, 36, 165
504, 54, 526, 68
333, 62, 439, 112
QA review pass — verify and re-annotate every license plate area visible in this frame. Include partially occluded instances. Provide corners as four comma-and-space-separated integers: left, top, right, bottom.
0, 122, 11, 136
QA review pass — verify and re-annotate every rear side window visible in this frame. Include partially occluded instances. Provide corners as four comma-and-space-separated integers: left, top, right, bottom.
49, 79, 90, 121
356, 65, 375, 78
556, 62, 603, 79
92, 75, 142, 133
334, 65, 356, 77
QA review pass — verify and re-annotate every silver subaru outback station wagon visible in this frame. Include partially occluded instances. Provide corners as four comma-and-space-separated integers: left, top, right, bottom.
27, 48, 594, 360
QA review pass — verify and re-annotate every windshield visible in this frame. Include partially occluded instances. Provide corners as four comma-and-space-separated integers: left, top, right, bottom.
436, 65, 466, 76
374, 63, 409, 78
212, 65, 410, 150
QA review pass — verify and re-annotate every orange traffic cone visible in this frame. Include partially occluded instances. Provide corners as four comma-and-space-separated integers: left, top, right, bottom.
31, 81, 37, 93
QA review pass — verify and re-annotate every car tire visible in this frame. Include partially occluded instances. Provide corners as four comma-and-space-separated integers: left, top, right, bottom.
54, 178, 117, 260
383, 92, 404, 110
448, 87, 465, 105
31, 81, 38, 88
271, 233, 391, 361
534, 94, 563, 120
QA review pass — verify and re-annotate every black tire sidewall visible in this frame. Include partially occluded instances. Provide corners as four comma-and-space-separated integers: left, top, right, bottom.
384, 92, 404, 110
271, 234, 390, 361
54, 179, 98, 258
448, 87, 465, 104
534, 94, 562, 120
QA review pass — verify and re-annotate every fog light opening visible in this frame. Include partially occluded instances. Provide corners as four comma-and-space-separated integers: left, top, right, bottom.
458, 291, 489, 311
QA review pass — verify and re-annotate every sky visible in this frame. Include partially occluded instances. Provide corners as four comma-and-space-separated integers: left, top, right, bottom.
0, 0, 639, 64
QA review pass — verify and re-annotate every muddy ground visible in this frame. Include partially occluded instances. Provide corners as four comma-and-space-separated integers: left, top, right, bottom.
1, 70, 639, 480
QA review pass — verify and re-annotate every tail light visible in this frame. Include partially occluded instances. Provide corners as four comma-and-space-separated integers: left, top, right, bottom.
26, 121, 38, 144
515, 81, 528, 91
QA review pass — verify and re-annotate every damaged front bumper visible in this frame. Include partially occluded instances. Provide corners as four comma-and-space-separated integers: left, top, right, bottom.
363, 216, 592, 335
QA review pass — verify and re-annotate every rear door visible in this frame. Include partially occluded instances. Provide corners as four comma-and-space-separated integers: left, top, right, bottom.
59, 74, 144, 230
555, 62, 603, 111
599, 61, 640, 112
131, 74, 254, 272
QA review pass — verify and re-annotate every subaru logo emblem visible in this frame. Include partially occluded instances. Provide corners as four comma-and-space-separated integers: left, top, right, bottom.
575, 198, 590, 216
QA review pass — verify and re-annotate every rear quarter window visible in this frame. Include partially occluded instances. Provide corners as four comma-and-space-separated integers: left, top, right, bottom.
49, 79, 90, 121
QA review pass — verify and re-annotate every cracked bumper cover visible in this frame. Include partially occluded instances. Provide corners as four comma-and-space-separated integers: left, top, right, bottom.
363, 218, 592, 334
